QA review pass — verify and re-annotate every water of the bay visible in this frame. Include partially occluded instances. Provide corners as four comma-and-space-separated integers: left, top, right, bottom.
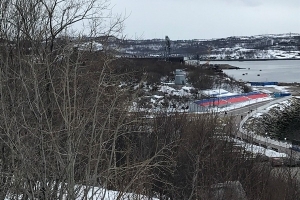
210, 60, 300, 83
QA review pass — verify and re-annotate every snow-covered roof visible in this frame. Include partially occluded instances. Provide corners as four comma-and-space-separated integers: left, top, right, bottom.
202, 89, 234, 97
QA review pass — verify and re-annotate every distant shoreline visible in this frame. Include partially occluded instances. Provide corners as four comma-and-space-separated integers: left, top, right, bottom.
203, 58, 300, 62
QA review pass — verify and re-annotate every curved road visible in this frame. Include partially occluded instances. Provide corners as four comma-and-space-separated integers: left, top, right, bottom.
227, 96, 300, 158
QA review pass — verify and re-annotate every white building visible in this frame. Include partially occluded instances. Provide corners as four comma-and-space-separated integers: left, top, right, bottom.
174, 69, 186, 85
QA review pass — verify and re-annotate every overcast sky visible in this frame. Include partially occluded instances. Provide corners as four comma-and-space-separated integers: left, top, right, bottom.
111, 0, 300, 40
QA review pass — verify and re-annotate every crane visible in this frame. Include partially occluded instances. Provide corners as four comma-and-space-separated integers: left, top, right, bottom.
165, 36, 171, 61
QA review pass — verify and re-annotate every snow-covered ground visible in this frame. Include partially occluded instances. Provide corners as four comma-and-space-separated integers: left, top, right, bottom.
159, 85, 194, 97
185, 46, 300, 62
234, 139, 287, 157
132, 81, 293, 113
132, 80, 295, 158
6, 85, 296, 199
222, 85, 294, 157
202, 88, 238, 97
5, 186, 160, 200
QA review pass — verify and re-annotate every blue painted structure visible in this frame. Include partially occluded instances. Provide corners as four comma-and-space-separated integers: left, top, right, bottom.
273, 92, 291, 98
249, 82, 278, 86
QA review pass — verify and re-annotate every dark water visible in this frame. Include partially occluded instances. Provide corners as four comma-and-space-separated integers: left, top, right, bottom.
210, 60, 300, 83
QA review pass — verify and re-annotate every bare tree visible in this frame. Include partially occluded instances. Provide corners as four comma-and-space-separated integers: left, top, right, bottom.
0, 0, 171, 199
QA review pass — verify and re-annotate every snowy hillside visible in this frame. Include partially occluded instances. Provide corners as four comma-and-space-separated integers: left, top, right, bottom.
112, 33, 300, 59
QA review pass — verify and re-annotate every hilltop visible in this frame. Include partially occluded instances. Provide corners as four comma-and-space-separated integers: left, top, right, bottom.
102, 33, 300, 60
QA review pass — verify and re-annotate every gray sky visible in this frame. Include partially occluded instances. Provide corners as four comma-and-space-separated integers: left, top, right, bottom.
111, 0, 300, 40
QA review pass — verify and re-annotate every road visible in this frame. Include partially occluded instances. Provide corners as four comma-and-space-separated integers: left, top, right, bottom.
189, 96, 298, 158
226, 97, 300, 158
226, 99, 273, 116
